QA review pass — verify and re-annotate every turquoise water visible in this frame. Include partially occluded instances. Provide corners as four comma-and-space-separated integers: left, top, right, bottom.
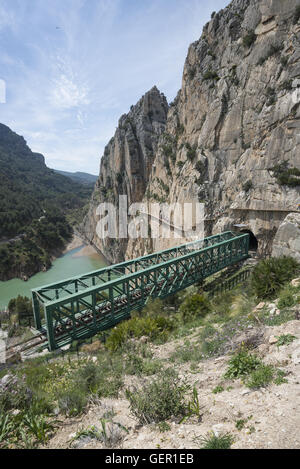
0, 246, 107, 309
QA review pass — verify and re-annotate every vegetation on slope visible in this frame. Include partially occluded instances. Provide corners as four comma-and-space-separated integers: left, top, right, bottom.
0, 257, 299, 448
0, 123, 93, 280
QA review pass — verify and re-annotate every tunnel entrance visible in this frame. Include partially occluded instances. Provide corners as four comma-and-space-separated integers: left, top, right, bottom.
240, 230, 258, 251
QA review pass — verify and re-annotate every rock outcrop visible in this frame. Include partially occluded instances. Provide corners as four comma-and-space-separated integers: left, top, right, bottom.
81, 86, 168, 263
272, 213, 300, 261
83, 0, 300, 263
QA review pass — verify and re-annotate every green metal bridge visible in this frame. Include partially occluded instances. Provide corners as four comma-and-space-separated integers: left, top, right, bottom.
32, 231, 250, 351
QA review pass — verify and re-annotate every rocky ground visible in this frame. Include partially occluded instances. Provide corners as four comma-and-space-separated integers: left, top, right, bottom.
46, 317, 300, 450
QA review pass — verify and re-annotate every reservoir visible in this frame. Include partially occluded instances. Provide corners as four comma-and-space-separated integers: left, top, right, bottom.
0, 244, 107, 310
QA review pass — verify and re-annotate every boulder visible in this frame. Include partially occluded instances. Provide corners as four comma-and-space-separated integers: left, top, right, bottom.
272, 214, 300, 263
291, 278, 300, 288
269, 336, 278, 345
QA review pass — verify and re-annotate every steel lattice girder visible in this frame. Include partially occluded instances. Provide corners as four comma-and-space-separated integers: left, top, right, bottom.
32, 232, 234, 302
32, 232, 234, 329
34, 233, 250, 351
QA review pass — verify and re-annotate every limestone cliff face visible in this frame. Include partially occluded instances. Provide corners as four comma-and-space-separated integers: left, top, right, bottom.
272, 213, 300, 262
83, 0, 300, 263
127, 0, 300, 259
81, 86, 168, 263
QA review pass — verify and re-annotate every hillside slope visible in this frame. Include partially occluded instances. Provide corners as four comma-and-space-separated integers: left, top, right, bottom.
52, 170, 98, 186
0, 123, 91, 239
0, 123, 92, 280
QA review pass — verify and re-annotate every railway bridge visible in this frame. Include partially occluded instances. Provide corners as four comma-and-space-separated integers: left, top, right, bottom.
32, 231, 250, 351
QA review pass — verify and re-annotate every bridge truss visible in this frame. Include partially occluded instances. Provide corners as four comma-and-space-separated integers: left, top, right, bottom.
32, 231, 249, 351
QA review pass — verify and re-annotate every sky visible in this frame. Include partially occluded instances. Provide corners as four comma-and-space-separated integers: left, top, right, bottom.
0, 0, 229, 175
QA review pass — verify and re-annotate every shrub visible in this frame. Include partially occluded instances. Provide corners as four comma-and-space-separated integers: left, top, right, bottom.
251, 257, 299, 300
243, 180, 253, 192
180, 387, 202, 423
21, 412, 57, 444
245, 364, 274, 389
170, 342, 203, 364
0, 374, 32, 411
280, 80, 293, 91
195, 161, 206, 173
224, 348, 261, 380
105, 314, 174, 351
125, 348, 162, 376
274, 370, 288, 385
70, 419, 127, 449
157, 421, 171, 433
125, 369, 189, 424
235, 419, 246, 431
188, 68, 196, 80
179, 294, 211, 321
197, 431, 234, 449
278, 292, 296, 310
271, 162, 300, 186
203, 70, 219, 81
276, 334, 297, 347
243, 30, 256, 48
185, 142, 197, 161
212, 385, 224, 394
76, 363, 100, 393
57, 388, 88, 416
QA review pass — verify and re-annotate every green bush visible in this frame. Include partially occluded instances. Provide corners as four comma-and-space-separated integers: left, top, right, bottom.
105, 314, 174, 351
251, 257, 299, 300
243, 30, 256, 48
243, 180, 253, 192
185, 142, 197, 161
125, 369, 189, 424
278, 292, 296, 310
276, 334, 297, 347
197, 432, 234, 449
188, 68, 196, 80
170, 342, 203, 364
75, 354, 124, 399
245, 364, 274, 389
203, 70, 219, 81
0, 375, 32, 411
271, 162, 300, 187
125, 346, 162, 376
57, 388, 87, 417
179, 294, 211, 321
76, 363, 100, 393
212, 385, 224, 394
224, 348, 261, 380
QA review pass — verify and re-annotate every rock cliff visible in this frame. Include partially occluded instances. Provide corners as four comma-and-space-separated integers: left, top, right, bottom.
81, 86, 168, 263
83, 0, 300, 263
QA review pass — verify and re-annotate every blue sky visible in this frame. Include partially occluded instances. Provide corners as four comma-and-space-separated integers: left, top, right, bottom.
0, 0, 228, 175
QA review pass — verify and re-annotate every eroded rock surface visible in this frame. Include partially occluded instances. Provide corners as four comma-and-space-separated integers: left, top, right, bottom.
83, 0, 300, 262
272, 213, 300, 261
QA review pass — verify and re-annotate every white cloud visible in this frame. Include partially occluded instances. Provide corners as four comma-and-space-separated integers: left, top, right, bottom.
52, 74, 90, 109
0, 0, 229, 174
